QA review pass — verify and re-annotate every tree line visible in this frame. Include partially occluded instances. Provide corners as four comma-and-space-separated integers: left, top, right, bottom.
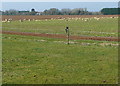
1, 8, 119, 15
1, 8, 102, 15
40, 8, 102, 15
1, 9, 37, 15
101, 8, 120, 15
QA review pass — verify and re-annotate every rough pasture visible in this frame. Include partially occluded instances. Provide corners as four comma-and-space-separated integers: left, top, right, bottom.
2, 15, 118, 84
2, 34, 118, 84
2, 16, 118, 37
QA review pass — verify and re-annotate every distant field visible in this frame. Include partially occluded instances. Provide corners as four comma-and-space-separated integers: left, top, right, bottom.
2, 15, 119, 84
2, 16, 118, 37
2, 15, 119, 20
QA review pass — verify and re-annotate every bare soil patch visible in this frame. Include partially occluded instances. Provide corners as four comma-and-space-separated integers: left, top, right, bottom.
2, 31, 119, 42
2, 15, 119, 20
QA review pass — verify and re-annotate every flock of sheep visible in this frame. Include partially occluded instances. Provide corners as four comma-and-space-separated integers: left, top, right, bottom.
2, 16, 118, 23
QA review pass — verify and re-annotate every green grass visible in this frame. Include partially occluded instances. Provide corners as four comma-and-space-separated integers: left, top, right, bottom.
2, 17, 118, 37
2, 34, 118, 84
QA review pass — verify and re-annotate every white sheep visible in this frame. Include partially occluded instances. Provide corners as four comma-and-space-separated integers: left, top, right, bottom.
19, 19, 23, 22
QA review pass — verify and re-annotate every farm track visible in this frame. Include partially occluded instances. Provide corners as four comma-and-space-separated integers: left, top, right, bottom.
2, 31, 120, 42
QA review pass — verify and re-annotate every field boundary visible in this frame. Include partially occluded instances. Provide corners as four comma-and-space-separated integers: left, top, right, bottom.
2, 31, 119, 42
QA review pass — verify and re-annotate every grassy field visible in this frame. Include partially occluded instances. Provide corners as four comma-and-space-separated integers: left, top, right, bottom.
2, 17, 118, 84
2, 17, 118, 37
2, 34, 118, 84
